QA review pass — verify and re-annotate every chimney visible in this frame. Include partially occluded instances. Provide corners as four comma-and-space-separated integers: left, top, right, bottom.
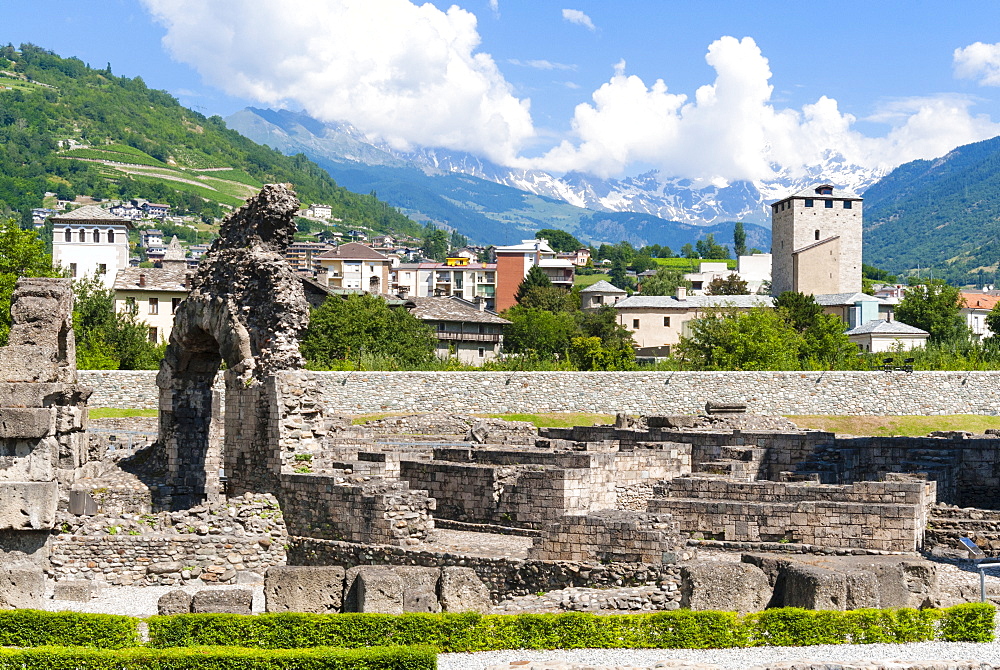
138, 273, 146, 288
475, 295, 486, 311
676, 286, 687, 300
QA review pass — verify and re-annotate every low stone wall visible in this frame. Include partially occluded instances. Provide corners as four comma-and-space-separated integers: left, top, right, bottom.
287, 536, 680, 601
529, 510, 685, 564
49, 533, 285, 586
81, 369, 1000, 416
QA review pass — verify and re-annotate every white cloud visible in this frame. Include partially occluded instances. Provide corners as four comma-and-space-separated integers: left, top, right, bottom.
561, 9, 595, 31
508, 59, 576, 71
526, 36, 1000, 181
141, 0, 534, 165
954, 41, 1000, 86
488, 0, 499, 14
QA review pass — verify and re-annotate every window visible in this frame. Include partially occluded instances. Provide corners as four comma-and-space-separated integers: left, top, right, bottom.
78, 230, 86, 242
69, 263, 77, 278
172, 298, 182, 314
478, 347, 485, 358
63, 229, 71, 242
632, 319, 640, 328
815, 230, 820, 241
93, 230, 101, 242
97, 264, 107, 274
663, 316, 671, 327
108, 230, 115, 242
126, 296, 137, 311
594, 295, 603, 305
148, 298, 159, 315
437, 323, 445, 331
843, 200, 852, 209
148, 327, 158, 344
478, 324, 485, 334
804, 199, 813, 207
824, 199, 833, 208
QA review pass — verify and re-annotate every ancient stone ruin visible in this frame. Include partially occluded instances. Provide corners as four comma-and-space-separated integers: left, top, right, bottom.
6, 184, 999, 616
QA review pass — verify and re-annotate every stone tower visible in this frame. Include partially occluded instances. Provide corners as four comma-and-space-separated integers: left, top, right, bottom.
770, 184, 863, 296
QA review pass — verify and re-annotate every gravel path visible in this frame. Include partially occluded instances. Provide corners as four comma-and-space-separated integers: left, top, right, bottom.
438, 642, 1000, 670
41, 584, 265, 617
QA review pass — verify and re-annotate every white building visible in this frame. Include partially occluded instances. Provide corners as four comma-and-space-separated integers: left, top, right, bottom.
845, 319, 928, 353
113, 267, 193, 344
313, 242, 391, 292
408, 296, 509, 366
392, 258, 498, 311
51, 205, 132, 288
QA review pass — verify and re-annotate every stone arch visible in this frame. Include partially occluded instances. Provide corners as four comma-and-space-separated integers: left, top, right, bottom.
156, 184, 309, 509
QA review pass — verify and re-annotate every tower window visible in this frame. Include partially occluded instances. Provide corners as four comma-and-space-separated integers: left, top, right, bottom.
843, 201, 852, 209
108, 230, 115, 242
93, 230, 101, 243
815, 230, 820, 240
78, 230, 86, 242
63, 229, 71, 242
825, 199, 833, 208
804, 199, 814, 207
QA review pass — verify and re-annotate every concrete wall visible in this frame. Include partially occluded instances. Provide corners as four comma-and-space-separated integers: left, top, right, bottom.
81, 369, 1000, 416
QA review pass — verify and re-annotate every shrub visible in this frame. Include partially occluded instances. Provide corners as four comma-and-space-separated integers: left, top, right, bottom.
0, 645, 436, 669
938, 602, 996, 642
0, 610, 138, 649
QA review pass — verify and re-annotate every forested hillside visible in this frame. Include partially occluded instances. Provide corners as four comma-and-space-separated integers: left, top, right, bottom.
863, 135, 1000, 284
0, 44, 419, 235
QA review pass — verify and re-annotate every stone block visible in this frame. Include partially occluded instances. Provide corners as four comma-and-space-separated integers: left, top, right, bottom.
0, 346, 60, 384
0, 567, 45, 609
680, 563, 771, 614
53, 579, 97, 602
265, 566, 345, 613
439, 566, 491, 613
0, 408, 54, 438
782, 563, 847, 610
191, 588, 253, 615
0, 482, 58, 530
351, 567, 404, 614
397, 566, 441, 613
158, 589, 193, 615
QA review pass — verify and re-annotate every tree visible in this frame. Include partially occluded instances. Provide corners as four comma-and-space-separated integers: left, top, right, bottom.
774, 291, 824, 332
535, 228, 582, 254
519, 285, 577, 312
421, 228, 449, 261
630, 252, 659, 274
773, 291, 857, 368
733, 221, 747, 257
986, 302, 1000, 343
501, 306, 577, 357
608, 258, 631, 291
638, 266, 689, 296
895, 280, 968, 343
301, 293, 435, 368
73, 276, 164, 370
0, 218, 59, 346
676, 306, 802, 370
568, 336, 636, 371
706, 273, 749, 295
695, 234, 731, 260
515, 265, 552, 304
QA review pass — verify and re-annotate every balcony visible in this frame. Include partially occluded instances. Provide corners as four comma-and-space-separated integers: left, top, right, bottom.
433, 331, 501, 343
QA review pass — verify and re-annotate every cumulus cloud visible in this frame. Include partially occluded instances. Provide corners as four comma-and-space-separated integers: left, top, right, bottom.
561, 9, 595, 31
954, 41, 1000, 86
141, 0, 534, 164
527, 36, 1000, 182
508, 59, 576, 71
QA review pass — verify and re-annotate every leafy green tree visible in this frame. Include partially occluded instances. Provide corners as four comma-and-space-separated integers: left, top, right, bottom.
519, 285, 577, 312
895, 280, 968, 343
608, 258, 632, 291
681, 243, 697, 259
706, 273, 749, 295
630, 253, 659, 274
733, 221, 747, 257
862, 263, 898, 294
515, 265, 552, 304
535, 228, 583, 253
695, 234, 731, 260
797, 312, 861, 370
421, 228, 450, 262
569, 336, 636, 371
301, 293, 435, 368
449, 230, 468, 249
0, 218, 59, 345
774, 291, 824, 332
73, 277, 164, 369
638, 266, 689, 296
676, 306, 801, 370
985, 302, 1000, 343
501, 306, 577, 357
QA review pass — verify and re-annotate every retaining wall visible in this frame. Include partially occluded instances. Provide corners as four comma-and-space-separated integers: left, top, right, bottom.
80, 370, 1000, 416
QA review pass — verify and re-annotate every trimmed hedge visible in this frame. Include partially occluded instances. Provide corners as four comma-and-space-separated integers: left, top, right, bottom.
0, 610, 138, 649
0, 645, 436, 669
146, 604, 995, 651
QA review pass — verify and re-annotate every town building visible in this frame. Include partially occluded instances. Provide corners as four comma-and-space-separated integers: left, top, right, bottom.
494, 239, 575, 311
614, 288, 774, 356
313, 242, 391, 292
392, 258, 498, 311
556, 248, 592, 266
408, 296, 510, 366
814, 293, 893, 328
960, 292, 1000, 341
284, 241, 333, 273
51, 205, 132, 288
845, 319, 928, 353
143, 203, 170, 219
580, 280, 627, 310
113, 267, 193, 344
140, 229, 164, 248
770, 184, 863, 295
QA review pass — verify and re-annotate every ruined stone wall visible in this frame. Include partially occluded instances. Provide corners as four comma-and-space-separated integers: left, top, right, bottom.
649, 478, 934, 552
529, 510, 685, 564
84, 369, 1000, 416
279, 473, 433, 545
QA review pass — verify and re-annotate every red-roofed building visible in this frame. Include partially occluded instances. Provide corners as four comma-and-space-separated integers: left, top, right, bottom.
961, 292, 1000, 340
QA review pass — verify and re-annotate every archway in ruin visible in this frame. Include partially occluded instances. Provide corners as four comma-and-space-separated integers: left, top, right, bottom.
156, 184, 309, 510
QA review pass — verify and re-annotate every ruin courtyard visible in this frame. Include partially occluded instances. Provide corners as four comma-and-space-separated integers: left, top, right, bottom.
4, 185, 1000, 624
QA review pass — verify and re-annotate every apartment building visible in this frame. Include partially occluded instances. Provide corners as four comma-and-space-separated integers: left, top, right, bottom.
314, 242, 392, 292
392, 257, 498, 311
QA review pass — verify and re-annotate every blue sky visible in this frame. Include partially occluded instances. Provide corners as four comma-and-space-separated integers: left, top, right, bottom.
6, 1, 1000, 183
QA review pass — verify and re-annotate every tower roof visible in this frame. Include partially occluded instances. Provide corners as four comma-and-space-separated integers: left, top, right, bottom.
51, 205, 133, 227
777, 184, 862, 202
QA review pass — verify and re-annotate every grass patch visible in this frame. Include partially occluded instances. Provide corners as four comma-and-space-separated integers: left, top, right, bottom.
574, 273, 613, 288
89, 408, 158, 420
480, 413, 614, 428
654, 257, 737, 270
788, 414, 1000, 436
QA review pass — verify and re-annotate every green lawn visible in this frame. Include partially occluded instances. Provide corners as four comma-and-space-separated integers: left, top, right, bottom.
89, 408, 158, 419
654, 257, 737, 270
788, 414, 1000, 436
481, 412, 614, 427
574, 273, 613, 288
